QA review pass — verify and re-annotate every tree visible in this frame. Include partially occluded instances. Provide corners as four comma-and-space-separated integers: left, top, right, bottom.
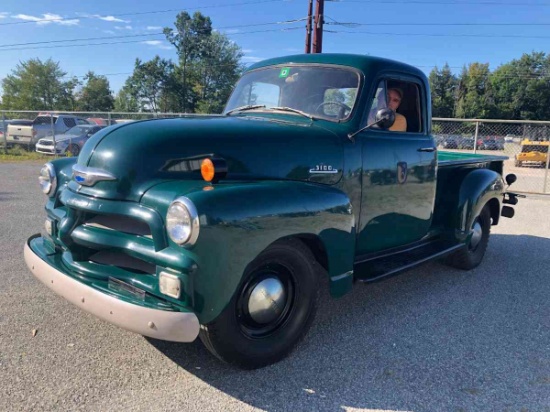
164, 11, 243, 113
491, 52, 550, 120
429, 63, 457, 118
164, 11, 213, 112
455, 63, 497, 119
114, 87, 139, 112
193, 32, 244, 113
1, 58, 78, 110
123, 57, 175, 112
76, 71, 114, 111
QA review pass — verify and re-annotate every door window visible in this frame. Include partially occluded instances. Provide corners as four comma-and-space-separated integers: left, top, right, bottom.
367, 79, 424, 133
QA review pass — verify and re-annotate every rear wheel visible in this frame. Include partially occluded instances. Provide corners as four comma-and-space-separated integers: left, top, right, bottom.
446, 205, 491, 270
199, 238, 320, 369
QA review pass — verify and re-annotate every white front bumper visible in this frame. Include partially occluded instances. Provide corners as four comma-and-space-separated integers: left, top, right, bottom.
24, 241, 200, 342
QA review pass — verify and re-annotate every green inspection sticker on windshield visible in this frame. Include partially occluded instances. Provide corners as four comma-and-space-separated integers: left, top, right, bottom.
279, 67, 290, 78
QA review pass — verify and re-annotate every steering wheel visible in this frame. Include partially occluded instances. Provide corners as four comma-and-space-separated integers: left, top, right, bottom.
315, 101, 351, 119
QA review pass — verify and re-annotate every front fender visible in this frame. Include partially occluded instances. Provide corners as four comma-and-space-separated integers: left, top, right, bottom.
142, 180, 355, 324
456, 169, 503, 242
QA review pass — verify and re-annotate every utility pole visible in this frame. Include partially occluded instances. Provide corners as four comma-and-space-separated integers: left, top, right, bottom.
312, 0, 325, 53
305, 0, 313, 53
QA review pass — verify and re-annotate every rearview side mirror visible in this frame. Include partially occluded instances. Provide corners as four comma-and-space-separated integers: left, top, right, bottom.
375, 108, 396, 130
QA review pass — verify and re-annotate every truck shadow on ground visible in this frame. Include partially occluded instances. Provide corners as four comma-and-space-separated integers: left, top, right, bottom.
147, 234, 550, 412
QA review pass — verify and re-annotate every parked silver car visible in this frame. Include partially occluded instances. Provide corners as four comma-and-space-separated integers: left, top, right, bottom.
6, 114, 91, 149
35, 125, 104, 156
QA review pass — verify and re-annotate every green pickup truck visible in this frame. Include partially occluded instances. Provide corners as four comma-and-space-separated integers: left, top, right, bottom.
25, 54, 520, 369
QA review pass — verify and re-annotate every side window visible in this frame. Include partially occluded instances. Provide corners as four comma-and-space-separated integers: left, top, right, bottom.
367, 80, 388, 126
63, 117, 76, 128
368, 79, 424, 133
76, 118, 89, 125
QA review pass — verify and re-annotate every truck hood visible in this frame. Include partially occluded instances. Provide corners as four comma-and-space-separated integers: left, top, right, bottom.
71, 116, 344, 201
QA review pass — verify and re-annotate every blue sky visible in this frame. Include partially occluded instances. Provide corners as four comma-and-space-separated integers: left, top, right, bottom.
0, 0, 548, 94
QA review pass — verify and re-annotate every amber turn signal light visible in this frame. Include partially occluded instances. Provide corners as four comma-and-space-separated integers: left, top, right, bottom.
201, 158, 215, 182
200, 157, 228, 183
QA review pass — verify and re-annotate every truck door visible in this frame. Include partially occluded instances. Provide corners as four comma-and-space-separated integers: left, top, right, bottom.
356, 78, 436, 256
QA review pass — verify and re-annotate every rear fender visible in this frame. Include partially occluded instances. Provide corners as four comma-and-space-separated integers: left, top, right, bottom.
456, 169, 504, 242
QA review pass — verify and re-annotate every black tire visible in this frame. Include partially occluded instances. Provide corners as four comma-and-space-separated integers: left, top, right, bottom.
446, 205, 491, 270
68, 144, 80, 157
199, 238, 320, 369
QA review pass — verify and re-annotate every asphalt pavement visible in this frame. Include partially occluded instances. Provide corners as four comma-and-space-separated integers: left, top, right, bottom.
1, 160, 549, 412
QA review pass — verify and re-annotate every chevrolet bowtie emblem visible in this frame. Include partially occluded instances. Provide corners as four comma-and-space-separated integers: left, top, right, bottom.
72, 164, 117, 187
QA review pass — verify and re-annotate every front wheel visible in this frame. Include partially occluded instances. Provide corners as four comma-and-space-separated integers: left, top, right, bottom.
67, 144, 80, 157
446, 205, 491, 270
199, 239, 320, 369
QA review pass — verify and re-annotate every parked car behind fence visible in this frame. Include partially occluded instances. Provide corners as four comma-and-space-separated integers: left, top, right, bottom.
35, 125, 104, 156
6, 114, 91, 149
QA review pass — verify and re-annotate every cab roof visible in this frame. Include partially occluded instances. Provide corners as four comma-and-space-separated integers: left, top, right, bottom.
246, 53, 427, 81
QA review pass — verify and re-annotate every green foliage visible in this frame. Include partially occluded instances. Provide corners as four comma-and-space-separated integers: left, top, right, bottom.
76, 72, 114, 112
429, 63, 457, 118
455, 63, 497, 119
121, 57, 176, 112
114, 87, 139, 112
491, 52, 550, 120
1, 58, 79, 110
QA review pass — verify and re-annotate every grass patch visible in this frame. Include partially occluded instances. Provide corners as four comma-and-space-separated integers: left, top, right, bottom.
0, 145, 55, 162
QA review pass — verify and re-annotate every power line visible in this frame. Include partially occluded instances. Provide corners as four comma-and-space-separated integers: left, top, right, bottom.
326, 21, 550, 26
0, 0, 284, 27
0, 19, 304, 49
327, 29, 550, 39
0, 33, 165, 48
339, 0, 550, 5
0, 27, 303, 52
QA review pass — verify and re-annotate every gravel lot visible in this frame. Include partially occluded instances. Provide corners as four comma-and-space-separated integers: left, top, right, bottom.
1, 160, 549, 412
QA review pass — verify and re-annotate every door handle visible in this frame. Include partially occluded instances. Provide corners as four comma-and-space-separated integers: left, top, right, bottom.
417, 147, 436, 152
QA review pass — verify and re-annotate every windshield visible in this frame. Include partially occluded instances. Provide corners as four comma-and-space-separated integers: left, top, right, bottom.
224, 65, 360, 121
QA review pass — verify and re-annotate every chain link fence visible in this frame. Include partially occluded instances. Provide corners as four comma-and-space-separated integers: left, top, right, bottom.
1, 111, 548, 194
432, 118, 549, 194
0, 110, 202, 156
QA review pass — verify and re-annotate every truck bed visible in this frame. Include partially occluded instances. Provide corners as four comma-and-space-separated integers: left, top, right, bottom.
438, 150, 508, 167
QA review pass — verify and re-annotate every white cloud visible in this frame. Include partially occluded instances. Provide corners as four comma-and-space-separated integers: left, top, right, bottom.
0, 12, 9, 19
242, 56, 264, 63
94, 15, 129, 23
142, 40, 172, 50
242, 49, 254, 54
13, 13, 79, 26
114, 25, 133, 30
146, 26, 162, 31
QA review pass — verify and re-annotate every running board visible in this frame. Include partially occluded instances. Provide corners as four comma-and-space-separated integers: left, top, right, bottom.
354, 241, 464, 283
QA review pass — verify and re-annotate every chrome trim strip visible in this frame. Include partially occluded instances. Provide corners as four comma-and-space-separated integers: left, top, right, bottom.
332, 270, 354, 282
72, 163, 117, 187
24, 241, 200, 343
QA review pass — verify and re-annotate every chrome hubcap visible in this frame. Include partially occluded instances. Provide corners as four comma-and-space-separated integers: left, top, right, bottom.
470, 221, 483, 249
247, 277, 287, 324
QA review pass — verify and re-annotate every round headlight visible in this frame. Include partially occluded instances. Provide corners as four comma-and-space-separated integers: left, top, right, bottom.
166, 197, 200, 246
39, 163, 57, 196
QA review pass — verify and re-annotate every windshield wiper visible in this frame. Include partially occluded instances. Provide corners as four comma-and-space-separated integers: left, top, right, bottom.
268, 106, 315, 120
225, 104, 266, 116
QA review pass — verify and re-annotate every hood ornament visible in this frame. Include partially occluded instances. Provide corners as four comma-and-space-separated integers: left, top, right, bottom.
72, 164, 117, 187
